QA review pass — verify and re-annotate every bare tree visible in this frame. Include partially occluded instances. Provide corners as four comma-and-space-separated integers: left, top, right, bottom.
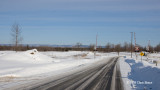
123, 42, 129, 52
111, 44, 115, 52
115, 44, 121, 56
11, 23, 23, 52
154, 43, 160, 52
89, 44, 95, 51
75, 42, 82, 48
106, 42, 111, 52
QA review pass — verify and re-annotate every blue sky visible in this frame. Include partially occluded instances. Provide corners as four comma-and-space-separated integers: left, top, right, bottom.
0, 0, 160, 46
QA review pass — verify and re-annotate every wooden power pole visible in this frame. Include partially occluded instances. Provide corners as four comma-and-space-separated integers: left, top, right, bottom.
131, 32, 133, 58
94, 33, 98, 59
134, 32, 138, 60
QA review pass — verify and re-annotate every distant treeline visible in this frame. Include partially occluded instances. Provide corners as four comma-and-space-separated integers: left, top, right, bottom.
0, 42, 160, 52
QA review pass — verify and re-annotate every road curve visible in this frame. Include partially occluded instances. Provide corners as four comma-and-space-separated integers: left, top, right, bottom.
30, 57, 123, 90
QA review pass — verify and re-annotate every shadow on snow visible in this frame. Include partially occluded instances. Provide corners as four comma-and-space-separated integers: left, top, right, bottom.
125, 59, 160, 90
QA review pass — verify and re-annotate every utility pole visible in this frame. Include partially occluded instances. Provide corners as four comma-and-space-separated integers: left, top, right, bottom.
131, 32, 133, 58
146, 40, 150, 52
134, 32, 137, 60
134, 32, 136, 48
94, 33, 98, 59
148, 40, 150, 52
96, 34, 98, 50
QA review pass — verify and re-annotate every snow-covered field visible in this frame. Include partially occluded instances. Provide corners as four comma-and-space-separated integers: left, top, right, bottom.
0, 49, 118, 89
0, 50, 160, 90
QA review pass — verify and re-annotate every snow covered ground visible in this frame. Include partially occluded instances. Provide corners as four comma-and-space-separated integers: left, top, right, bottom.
119, 52, 160, 90
0, 50, 160, 90
0, 49, 118, 89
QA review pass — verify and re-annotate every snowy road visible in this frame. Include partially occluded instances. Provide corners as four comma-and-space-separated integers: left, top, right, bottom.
30, 57, 123, 90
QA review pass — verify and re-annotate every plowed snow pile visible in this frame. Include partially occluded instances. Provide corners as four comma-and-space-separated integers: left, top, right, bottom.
0, 49, 53, 64
119, 53, 160, 90
0, 49, 54, 77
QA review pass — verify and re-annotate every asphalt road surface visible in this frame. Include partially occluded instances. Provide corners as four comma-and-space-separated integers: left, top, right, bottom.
30, 57, 123, 90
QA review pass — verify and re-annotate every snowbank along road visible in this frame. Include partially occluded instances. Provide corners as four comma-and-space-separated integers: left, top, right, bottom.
29, 57, 123, 90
